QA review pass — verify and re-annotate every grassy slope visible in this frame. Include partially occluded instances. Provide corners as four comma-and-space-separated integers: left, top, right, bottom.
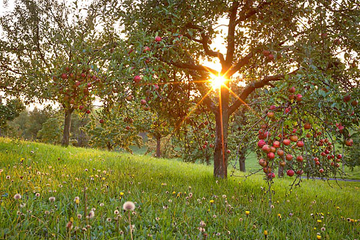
0, 138, 359, 239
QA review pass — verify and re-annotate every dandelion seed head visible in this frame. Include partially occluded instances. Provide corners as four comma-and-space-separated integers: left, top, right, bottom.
14, 193, 22, 200
123, 201, 135, 211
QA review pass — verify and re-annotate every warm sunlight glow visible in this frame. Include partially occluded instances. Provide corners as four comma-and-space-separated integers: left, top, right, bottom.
210, 75, 227, 90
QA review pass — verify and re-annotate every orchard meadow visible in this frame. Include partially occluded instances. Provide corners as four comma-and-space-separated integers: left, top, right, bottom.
1, 0, 359, 239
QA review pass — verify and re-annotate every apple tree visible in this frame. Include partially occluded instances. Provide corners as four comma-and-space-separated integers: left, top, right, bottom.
0, 0, 118, 146
0, 98, 25, 136
117, 0, 359, 178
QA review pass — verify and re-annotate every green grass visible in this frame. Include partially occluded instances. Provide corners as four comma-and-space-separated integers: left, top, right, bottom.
0, 137, 359, 239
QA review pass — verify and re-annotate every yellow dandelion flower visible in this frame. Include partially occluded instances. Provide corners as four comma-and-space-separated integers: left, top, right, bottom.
70, 217, 74, 222
120, 192, 124, 196
317, 235, 321, 239
264, 230, 268, 236
245, 211, 250, 216
210, 200, 214, 204
317, 220, 322, 223
277, 214, 282, 218
172, 191, 176, 194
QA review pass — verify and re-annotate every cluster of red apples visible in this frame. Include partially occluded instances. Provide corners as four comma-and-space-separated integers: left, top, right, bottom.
53, 66, 101, 114
257, 86, 354, 180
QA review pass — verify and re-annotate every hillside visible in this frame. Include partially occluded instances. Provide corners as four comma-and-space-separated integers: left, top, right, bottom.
0, 138, 359, 239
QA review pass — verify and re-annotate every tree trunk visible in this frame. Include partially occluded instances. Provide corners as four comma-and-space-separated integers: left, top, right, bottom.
213, 81, 230, 178
155, 135, 161, 158
61, 107, 73, 147
278, 165, 284, 177
238, 148, 246, 172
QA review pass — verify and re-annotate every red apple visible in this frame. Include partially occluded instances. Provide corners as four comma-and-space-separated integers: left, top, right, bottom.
226, 149, 231, 154
290, 135, 298, 142
86, 110, 91, 114
79, 105, 84, 110
268, 172, 275, 179
262, 50, 270, 56
296, 156, 303, 162
258, 140, 266, 148
140, 99, 147, 105
209, 144, 214, 148
351, 100, 358, 106
337, 154, 342, 159
273, 141, 280, 148
99, 119, 104, 124
319, 168, 324, 173
134, 75, 141, 83
259, 158, 267, 167
277, 149, 284, 156
286, 154, 293, 161
304, 123, 311, 130
289, 87, 296, 93
267, 54, 274, 60
61, 73, 68, 79
285, 107, 291, 114
143, 46, 150, 52
345, 139, 353, 146
155, 36, 162, 42
287, 169, 295, 177
283, 139, 291, 145
343, 95, 351, 102
297, 141, 304, 147
262, 144, 271, 153
296, 170, 303, 175
267, 111, 275, 118
267, 152, 275, 159
279, 161, 286, 167
296, 94, 302, 101
269, 105, 276, 110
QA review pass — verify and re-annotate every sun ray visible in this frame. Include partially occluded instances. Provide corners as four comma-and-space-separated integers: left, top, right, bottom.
222, 84, 265, 121
218, 86, 226, 176
173, 88, 213, 134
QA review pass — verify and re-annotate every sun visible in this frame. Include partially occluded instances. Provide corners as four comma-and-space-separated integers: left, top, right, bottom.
210, 74, 227, 90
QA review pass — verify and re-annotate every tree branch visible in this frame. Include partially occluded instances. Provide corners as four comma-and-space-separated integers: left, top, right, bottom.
235, 1, 271, 25
228, 69, 299, 115
185, 23, 225, 66
224, 51, 257, 78
225, 1, 240, 67
161, 57, 219, 76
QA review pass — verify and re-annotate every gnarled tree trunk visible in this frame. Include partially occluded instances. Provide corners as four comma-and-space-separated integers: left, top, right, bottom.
61, 107, 74, 147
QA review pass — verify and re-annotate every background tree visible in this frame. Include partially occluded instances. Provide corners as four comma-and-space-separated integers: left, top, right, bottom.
37, 117, 62, 144
0, 98, 25, 136
118, 0, 359, 178
0, 0, 118, 146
